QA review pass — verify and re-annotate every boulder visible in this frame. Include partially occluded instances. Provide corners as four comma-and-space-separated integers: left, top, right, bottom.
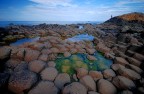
41, 67, 58, 81
11, 48, 25, 60
111, 64, 125, 72
47, 61, 56, 67
125, 64, 143, 74
80, 75, 96, 91
103, 69, 116, 80
14, 61, 28, 72
50, 47, 59, 54
54, 73, 70, 89
127, 57, 141, 67
112, 76, 135, 90
28, 81, 58, 94
6, 59, 21, 69
97, 79, 117, 94
89, 71, 103, 81
87, 55, 97, 61
38, 54, 48, 62
62, 82, 87, 94
76, 68, 88, 79
29, 60, 46, 73
114, 57, 129, 65
0, 47, 11, 60
24, 49, 40, 62
133, 53, 144, 62
120, 90, 133, 94
64, 52, 71, 57
8, 70, 37, 94
118, 68, 141, 80
86, 48, 96, 54
88, 91, 100, 94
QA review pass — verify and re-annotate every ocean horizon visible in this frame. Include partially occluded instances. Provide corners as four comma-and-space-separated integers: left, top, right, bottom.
0, 21, 103, 27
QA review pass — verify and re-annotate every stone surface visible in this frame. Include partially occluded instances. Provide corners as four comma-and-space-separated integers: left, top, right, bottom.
120, 90, 133, 94
8, 70, 37, 94
127, 57, 142, 67
80, 75, 96, 91
111, 64, 125, 72
87, 55, 97, 61
86, 48, 96, 54
88, 91, 100, 94
89, 71, 103, 81
133, 53, 144, 62
0, 47, 11, 60
41, 67, 58, 81
14, 61, 28, 72
114, 57, 129, 65
38, 54, 48, 62
76, 68, 88, 79
29, 60, 46, 73
6, 59, 21, 69
97, 79, 117, 94
64, 52, 71, 57
24, 49, 40, 62
28, 81, 58, 94
125, 64, 143, 74
112, 76, 135, 90
62, 82, 87, 94
47, 61, 56, 67
103, 69, 116, 80
118, 68, 141, 80
54, 73, 70, 89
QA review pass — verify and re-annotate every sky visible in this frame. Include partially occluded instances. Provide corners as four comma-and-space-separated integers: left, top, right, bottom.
0, 0, 144, 21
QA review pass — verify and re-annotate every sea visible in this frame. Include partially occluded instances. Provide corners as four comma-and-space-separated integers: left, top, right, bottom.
0, 21, 102, 27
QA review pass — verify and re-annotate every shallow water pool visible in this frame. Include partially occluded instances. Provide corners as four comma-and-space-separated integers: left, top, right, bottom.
55, 52, 113, 76
10, 37, 40, 46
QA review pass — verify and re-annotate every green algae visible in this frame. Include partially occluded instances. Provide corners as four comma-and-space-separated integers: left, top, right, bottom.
55, 52, 112, 76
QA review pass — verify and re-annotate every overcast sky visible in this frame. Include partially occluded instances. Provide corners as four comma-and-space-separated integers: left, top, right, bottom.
0, 0, 144, 21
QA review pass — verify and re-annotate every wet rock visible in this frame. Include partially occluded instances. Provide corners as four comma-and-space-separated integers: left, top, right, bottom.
114, 57, 129, 65
47, 61, 56, 67
6, 59, 21, 69
111, 64, 125, 72
120, 90, 133, 94
125, 64, 143, 74
89, 71, 103, 81
54, 73, 70, 89
96, 43, 110, 53
62, 82, 87, 94
8, 70, 37, 94
14, 61, 28, 72
24, 49, 40, 62
88, 91, 100, 94
86, 48, 96, 54
112, 76, 135, 90
87, 55, 97, 61
41, 67, 58, 81
98, 79, 117, 94
38, 54, 48, 62
103, 69, 116, 80
64, 52, 71, 57
133, 53, 144, 62
29, 60, 46, 73
118, 68, 141, 80
28, 81, 58, 94
0, 47, 11, 60
76, 68, 88, 79
80, 75, 96, 91
127, 57, 141, 67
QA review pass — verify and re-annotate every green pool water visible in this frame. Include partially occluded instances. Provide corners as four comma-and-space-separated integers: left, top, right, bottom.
55, 52, 113, 76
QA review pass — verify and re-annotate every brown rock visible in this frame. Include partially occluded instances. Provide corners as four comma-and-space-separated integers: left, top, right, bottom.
0, 47, 11, 60
62, 82, 87, 94
64, 52, 71, 57
29, 60, 46, 73
112, 76, 135, 90
24, 49, 40, 62
41, 67, 58, 81
89, 71, 103, 81
28, 81, 58, 94
76, 68, 88, 79
54, 73, 70, 89
98, 79, 117, 94
47, 61, 56, 67
38, 54, 48, 62
87, 55, 97, 61
80, 75, 96, 91
103, 69, 116, 80
127, 57, 141, 67
114, 57, 129, 65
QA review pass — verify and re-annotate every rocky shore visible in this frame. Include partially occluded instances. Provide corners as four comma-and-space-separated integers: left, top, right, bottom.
0, 12, 144, 94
